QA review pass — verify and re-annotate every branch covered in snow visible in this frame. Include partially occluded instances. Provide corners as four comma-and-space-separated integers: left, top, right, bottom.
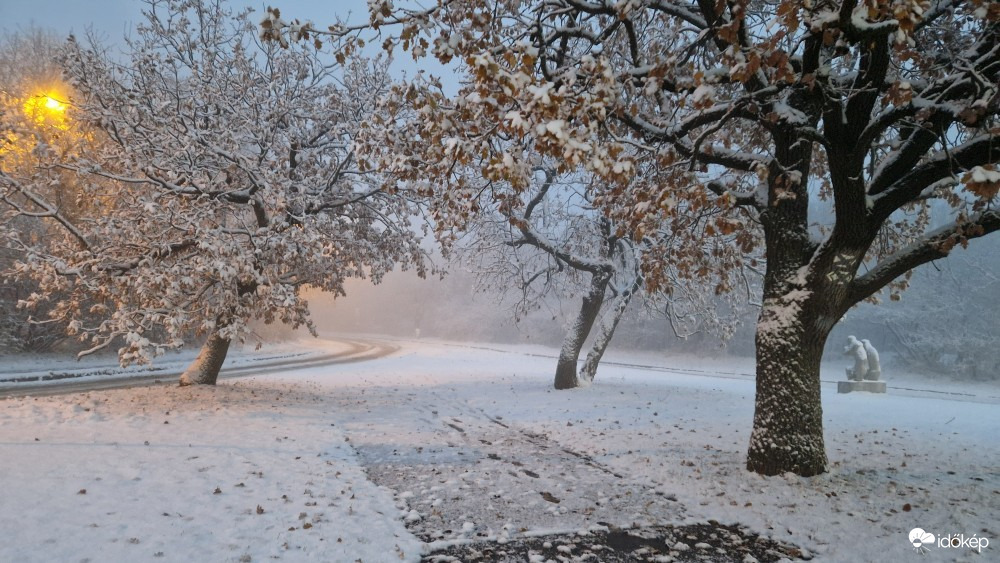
849, 209, 1000, 304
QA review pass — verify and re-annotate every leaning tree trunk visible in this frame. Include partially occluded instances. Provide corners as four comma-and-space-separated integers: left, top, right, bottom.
579, 283, 637, 385
178, 332, 231, 386
554, 273, 610, 389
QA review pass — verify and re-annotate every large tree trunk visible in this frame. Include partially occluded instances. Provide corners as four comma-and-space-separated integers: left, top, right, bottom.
745, 296, 832, 476
554, 273, 609, 389
578, 282, 636, 385
178, 332, 231, 386
741, 105, 839, 475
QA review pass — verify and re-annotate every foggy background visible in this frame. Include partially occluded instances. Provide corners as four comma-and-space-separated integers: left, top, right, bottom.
297, 236, 999, 381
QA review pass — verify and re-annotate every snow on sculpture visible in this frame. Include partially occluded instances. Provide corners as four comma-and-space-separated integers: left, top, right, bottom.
838, 336, 886, 395
843, 336, 869, 382
861, 339, 881, 381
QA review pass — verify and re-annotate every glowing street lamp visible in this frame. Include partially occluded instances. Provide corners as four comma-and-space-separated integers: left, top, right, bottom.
23, 92, 69, 128
1, 89, 77, 168
43, 95, 65, 112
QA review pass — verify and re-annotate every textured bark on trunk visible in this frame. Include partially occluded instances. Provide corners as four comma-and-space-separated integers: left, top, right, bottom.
579, 286, 635, 385
178, 332, 231, 386
554, 273, 609, 390
739, 109, 839, 476
745, 297, 832, 476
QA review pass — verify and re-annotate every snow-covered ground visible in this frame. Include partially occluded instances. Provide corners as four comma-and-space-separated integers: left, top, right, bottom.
0, 337, 996, 562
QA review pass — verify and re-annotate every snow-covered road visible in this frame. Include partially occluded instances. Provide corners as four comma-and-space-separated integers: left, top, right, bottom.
0, 338, 398, 398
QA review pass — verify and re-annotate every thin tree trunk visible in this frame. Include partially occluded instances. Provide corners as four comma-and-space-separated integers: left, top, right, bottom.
554, 273, 609, 390
178, 332, 231, 386
745, 297, 831, 476
579, 282, 636, 385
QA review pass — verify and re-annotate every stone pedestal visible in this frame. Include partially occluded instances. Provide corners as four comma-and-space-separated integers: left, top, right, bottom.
837, 380, 887, 394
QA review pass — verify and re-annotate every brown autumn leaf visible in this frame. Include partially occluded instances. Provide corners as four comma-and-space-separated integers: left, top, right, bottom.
540, 492, 560, 504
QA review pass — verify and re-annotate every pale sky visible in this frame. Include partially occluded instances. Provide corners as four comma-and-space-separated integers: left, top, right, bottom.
0, 1, 370, 40
1, 0, 456, 89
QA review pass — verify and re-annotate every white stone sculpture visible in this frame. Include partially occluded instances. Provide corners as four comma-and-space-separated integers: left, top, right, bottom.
861, 339, 881, 381
839, 336, 887, 394
844, 335, 869, 381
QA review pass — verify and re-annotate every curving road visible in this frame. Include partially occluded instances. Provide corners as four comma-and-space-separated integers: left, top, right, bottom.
0, 338, 398, 399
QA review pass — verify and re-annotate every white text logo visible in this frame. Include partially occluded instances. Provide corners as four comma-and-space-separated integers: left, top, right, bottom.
909, 528, 989, 554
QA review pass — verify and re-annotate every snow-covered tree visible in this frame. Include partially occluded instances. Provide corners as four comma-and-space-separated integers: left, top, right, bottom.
458, 166, 757, 389
277, 0, 1000, 475
1, 0, 425, 384
458, 168, 644, 388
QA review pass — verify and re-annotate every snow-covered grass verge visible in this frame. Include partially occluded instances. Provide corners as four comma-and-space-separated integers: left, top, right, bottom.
0, 379, 419, 562
1, 337, 997, 562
